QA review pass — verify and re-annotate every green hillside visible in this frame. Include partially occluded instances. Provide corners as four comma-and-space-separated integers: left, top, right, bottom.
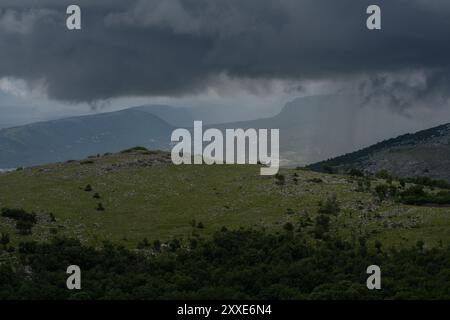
1, 149, 450, 249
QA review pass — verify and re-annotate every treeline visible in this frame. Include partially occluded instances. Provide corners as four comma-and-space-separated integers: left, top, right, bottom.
1, 229, 450, 300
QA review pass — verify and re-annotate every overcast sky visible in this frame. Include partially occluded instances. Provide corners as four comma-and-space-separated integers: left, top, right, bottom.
1, 0, 450, 129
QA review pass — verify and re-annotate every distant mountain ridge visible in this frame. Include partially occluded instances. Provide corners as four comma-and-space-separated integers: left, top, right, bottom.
0, 108, 174, 168
3, 95, 450, 170
309, 123, 450, 181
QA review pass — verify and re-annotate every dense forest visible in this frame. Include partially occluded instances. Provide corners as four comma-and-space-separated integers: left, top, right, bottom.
1, 228, 449, 300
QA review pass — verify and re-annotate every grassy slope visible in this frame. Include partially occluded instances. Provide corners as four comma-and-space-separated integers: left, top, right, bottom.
0, 150, 449, 249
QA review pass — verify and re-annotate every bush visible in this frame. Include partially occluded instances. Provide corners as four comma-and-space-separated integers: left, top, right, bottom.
313, 214, 330, 239
283, 222, 294, 232
375, 170, 391, 180
0, 233, 10, 246
16, 220, 34, 235
318, 195, 340, 215
275, 174, 285, 185
1, 208, 37, 224
120, 146, 149, 153
323, 164, 334, 174
348, 167, 364, 177
375, 184, 390, 201
308, 178, 323, 183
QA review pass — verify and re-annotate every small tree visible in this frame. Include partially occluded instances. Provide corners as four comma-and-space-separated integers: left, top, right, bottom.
0, 233, 10, 247
153, 240, 161, 252
323, 164, 334, 174
374, 240, 382, 254
275, 173, 286, 186
283, 222, 294, 232
318, 195, 340, 215
16, 221, 33, 235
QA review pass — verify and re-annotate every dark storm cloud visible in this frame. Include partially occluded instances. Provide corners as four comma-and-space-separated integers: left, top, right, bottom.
1, 0, 450, 102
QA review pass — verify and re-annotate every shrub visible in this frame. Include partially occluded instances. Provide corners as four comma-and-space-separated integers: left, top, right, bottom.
153, 240, 161, 252
375, 170, 391, 180
308, 178, 323, 183
1, 208, 37, 224
0, 233, 10, 246
275, 174, 285, 185
348, 167, 364, 177
16, 220, 34, 235
375, 184, 390, 201
318, 195, 340, 215
283, 222, 294, 232
49, 212, 56, 222
121, 146, 149, 153
313, 214, 330, 239
137, 238, 150, 249
323, 164, 334, 174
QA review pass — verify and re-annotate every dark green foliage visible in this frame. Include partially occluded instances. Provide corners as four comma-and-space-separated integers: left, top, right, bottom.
169, 239, 181, 252
1, 230, 450, 299
323, 164, 334, 174
93, 193, 101, 199
308, 178, 323, 183
298, 213, 313, 229
348, 167, 364, 177
84, 184, 93, 192
283, 222, 294, 232
405, 176, 450, 190
197, 222, 204, 229
80, 160, 94, 165
1, 208, 38, 236
275, 173, 285, 186
374, 240, 382, 254
137, 238, 150, 249
0, 233, 10, 247
49, 212, 56, 222
96, 203, 105, 211
399, 186, 450, 205
153, 240, 161, 252
375, 184, 390, 201
318, 195, 340, 215
313, 214, 330, 239
120, 146, 149, 153
16, 221, 34, 235
375, 170, 391, 180
1, 208, 37, 224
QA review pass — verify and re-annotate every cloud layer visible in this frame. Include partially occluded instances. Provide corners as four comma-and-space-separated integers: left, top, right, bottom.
1, 0, 450, 103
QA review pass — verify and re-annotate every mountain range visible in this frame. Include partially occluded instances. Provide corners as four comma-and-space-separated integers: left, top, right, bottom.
309, 123, 450, 181
2, 95, 450, 177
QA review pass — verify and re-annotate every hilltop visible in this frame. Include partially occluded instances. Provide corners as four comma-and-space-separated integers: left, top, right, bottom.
309, 123, 450, 181
1, 149, 450, 249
